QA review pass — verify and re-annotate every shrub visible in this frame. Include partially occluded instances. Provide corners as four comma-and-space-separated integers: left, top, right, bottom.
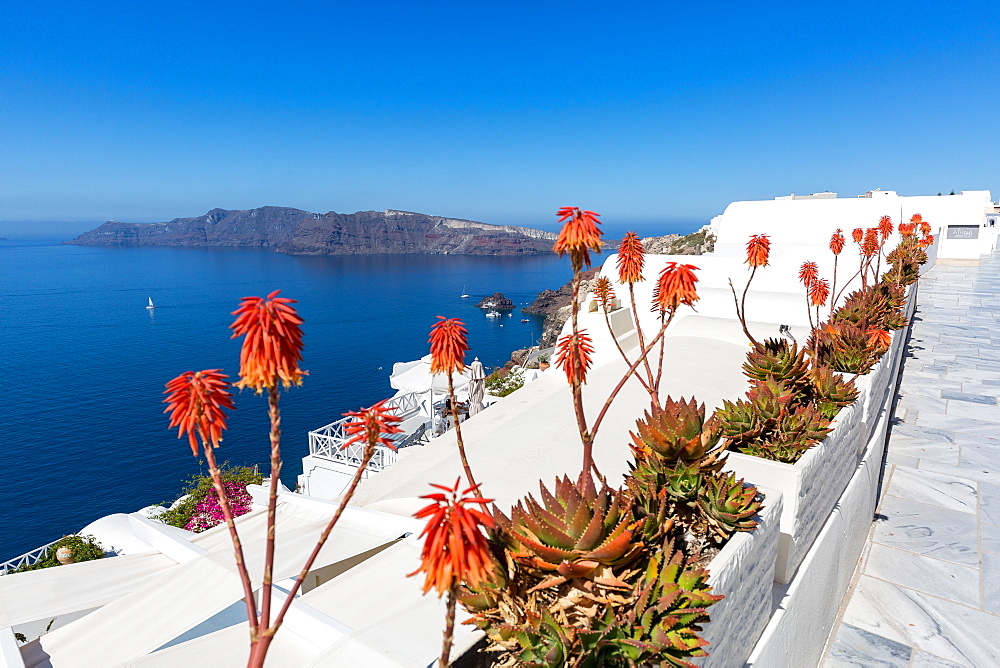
6, 534, 106, 575
484, 367, 525, 397
158, 464, 262, 533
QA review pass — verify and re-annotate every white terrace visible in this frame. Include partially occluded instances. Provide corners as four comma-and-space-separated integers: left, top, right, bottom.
2, 189, 996, 667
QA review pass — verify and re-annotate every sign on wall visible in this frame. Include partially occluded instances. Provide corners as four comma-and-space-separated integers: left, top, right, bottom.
946, 225, 980, 240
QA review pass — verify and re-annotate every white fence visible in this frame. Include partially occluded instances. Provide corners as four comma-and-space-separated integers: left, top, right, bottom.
308, 391, 429, 473
0, 539, 60, 575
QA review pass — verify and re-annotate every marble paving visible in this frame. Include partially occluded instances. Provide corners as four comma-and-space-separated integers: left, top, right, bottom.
824, 252, 1000, 667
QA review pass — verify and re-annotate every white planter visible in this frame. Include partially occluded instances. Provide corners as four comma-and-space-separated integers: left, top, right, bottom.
697, 487, 782, 667
852, 283, 916, 446
722, 400, 864, 584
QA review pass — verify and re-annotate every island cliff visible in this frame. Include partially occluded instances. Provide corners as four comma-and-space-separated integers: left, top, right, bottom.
66, 207, 558, 256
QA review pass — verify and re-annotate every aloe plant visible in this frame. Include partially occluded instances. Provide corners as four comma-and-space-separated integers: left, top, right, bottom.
808, 320, 879, 374
496, 473, 642, 587
717, 378, 832, 463
697, 472, 763, 539
742, 338, 811, 397
629, 398, 722, 464
809, 365, 859, 420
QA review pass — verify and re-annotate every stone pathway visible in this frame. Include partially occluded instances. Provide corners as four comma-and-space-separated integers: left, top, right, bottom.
824, 254, 1000, 667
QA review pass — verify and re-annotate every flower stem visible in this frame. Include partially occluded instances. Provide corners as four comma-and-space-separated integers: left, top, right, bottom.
590, 310, 675, 438
600, 302, 653, 397
259, 386, 283, 636
203, 446, 259, 648
447, 373, 480, 497
628, 284, 656, 392
569, 272, 595, 476
439, 583, 459, 667
729, 272, 758, 346
829, 256, 839, 318
268, 443, 376, 638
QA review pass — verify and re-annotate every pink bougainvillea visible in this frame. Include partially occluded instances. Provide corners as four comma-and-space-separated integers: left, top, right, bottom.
184, 481, 255, 533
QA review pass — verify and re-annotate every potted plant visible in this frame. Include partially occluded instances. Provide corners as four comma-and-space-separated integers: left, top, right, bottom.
537, 353, 550, 371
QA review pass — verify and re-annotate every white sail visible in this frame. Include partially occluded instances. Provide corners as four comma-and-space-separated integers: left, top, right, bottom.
146, 297, 155, 309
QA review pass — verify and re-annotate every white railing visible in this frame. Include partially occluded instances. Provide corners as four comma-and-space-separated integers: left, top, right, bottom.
0, 539, 60, 576
308, 391, 430, 473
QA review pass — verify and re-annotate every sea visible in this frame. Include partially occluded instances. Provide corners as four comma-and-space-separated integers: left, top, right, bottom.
0, 229, 695, 558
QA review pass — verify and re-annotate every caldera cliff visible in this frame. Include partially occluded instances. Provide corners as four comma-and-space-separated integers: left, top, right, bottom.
66, 207, 558, 256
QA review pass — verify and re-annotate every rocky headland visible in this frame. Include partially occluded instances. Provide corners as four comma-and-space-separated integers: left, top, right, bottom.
475, 293, 515, 310
520, 228, 715, 348
66, 207, 558, 256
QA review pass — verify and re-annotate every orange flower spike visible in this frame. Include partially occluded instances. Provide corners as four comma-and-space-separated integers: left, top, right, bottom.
655, 262, 700, 312
920, 221, 932, 236
230, 290, 306, 392
852, 228, 864, 243
830, 229, 846, 256
593, 276, 616, 307
809, 278, 830, 307
899, 222, 917, 237
745, 234, 770, 268
862, 228, 879, 257
556, 331, 595, 385
429, 316, 469, 375
910, 213, 923, 224
878, 215, 893, 242
163, 370, 235, 456
554, 207, 603, 273
341, 400, 403, 451
410, 479, 496, 596
798, 261, 819, 286
867, 327, 892, 350
617, 231, 645, 284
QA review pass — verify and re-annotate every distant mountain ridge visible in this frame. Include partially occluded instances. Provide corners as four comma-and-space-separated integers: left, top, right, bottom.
66, 207, 559, 256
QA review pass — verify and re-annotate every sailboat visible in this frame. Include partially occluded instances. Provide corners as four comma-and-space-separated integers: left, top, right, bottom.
146, 297, 155, 310
460, 286, 470, 298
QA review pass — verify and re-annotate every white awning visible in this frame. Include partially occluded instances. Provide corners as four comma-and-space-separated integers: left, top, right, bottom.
0, 551, 176, 629
19, 499, 417, 667
121, 536, 478, 667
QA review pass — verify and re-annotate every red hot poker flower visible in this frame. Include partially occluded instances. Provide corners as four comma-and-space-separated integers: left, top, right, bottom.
878, 215, 894, 242
617, 231, 645, 284
862, 229, 879, 257
655, 262, 700, 312
554, 207, 603, 273
164, 370, 235, 456
342, 400, 403, 452
230, 290, 305, 392
868, 327, 892, 350
830, 229, 846, 256
809, 278, 830, 307
593, 276, 616, 308
852, 228, 864, 243
410, 479, 496, 596
556, 331, 595, 385
745, 234, 770, 268
429, 317, 469, 375
798, 261, 819, 286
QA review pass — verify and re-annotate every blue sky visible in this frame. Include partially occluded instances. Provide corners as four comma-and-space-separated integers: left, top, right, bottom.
2, 1, 997, 238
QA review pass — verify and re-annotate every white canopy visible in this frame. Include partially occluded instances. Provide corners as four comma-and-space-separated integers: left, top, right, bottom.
19, 498, 418, 667
0, 551, 177, 630
123, 536, 479, 667
389, 354, 472, 395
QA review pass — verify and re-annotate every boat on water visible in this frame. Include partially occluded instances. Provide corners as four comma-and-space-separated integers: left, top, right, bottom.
521, 318, 530, 322
146, 297, 155, 310
485, 310, 500, 318
460, 285, 470, 298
